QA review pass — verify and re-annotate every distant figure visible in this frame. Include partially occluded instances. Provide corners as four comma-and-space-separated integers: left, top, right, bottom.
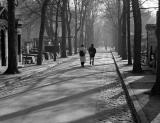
88, 44, 96, 65
79, 44, 86, 67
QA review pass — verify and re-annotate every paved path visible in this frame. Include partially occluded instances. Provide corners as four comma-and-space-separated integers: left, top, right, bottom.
0, 49, 134, 123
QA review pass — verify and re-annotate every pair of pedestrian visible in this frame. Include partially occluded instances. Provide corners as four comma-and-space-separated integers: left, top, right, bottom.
79, 44, 96, 67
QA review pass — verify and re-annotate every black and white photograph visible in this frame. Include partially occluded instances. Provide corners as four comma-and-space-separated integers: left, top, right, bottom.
0, 0, 159, 122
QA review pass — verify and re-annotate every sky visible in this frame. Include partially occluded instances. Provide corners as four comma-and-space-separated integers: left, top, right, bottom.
142, 0, 158, 15
70, 0, 158, 15
0, 0, 157, 16
142, 0, 158, 24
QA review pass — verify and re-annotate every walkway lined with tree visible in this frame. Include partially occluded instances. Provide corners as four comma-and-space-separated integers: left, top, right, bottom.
0, 50, 134, 123
1, 1, 160, 121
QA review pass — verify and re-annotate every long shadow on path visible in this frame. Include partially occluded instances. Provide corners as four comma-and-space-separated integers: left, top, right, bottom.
69, 104, 129, 123
0, 71, 105, 101
0, 82, 118, 121
0, 62, 116, 101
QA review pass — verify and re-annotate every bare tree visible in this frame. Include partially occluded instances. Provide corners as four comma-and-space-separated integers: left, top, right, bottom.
19, 0, 57, 53
4, 0, 19, 74
126, 0, 132, 65
79, 0, 88, 46
66, 0, 73, 55
102, 0, 122, 54
131, 0, 142, 73
74, 0, 78, 54
73, 0, 86, 52
54, 0, 61, 61
85, 0, 99, 47
121, 0, 127, 60
37, 0, 50, 65
60, 0, 67, 58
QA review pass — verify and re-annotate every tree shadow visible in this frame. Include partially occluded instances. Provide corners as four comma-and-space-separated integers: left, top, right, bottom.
68, 104, 129, 123
122, 69, 155, 78
0, 54, 116, 101
0, 82, 118, 121
129, 82, 154, 89
0, 69, 106, 101
137, 93, 160, 122
24, 64, 102, 90
93, 63, 114, 67
0, 55, 78, 79
121, 68, 159, 122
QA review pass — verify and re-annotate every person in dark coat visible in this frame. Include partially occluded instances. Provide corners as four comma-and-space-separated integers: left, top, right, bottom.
88, 44, 96, 65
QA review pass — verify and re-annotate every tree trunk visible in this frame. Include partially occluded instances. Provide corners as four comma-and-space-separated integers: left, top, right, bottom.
90, 18, 94, 44
126, 0, 132, 65
79, 20, 84, 45
37, 0, 50, 65
121, 0, 127, 60
85, 17, 90, 48
115, 27, 119, 52
54, 0, 60, 61
74, 0, 78, 54
117, 0, 122, 56
45, 15, 54, 43
4, 0, 19, 74
45, 20, 52, 40
85, 6, 94, 48
61, 0, 67, 58
79, 7, 86, 45
66, 1, 72, 56
151, 1, 160, 95
131, 0, 142, 73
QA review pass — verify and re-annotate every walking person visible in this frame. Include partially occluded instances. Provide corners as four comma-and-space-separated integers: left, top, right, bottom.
79, 44, 86, 67
88, 44, 96, 65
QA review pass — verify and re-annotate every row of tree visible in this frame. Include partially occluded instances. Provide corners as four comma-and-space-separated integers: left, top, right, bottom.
5, 0, 100, 73
101, 0, 142, 72
21, 0, 100, 63
5, 0, 160, 95
102, 0, 160, 95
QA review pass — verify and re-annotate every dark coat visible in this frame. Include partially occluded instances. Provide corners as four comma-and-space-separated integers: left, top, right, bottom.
88, 47, 96, 57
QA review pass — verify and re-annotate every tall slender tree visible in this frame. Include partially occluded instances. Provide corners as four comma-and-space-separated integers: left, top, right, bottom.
121, 0, 127, 60
151, 0, 160, 95
61, 0, 67, 58
131, 0, 142, 73
66, 0, 72, 56
117, 0, 122, 56
126, 0, 132, 65
74, 0, 78, 54
79, 0, 87, 45
73, 0, 86, 52
37, 0, 50, 65
4, 0, 19, 74
54, 0, 60, 61
85, 0, 98, 47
